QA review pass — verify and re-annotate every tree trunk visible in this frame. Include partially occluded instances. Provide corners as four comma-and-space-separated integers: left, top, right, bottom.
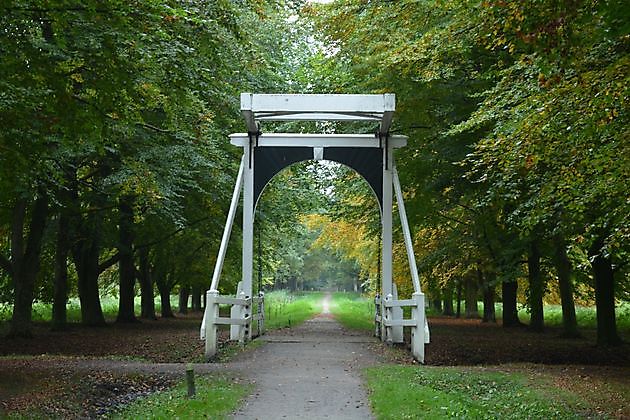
431, 298, 442, 312
191, 287, 202, 312
9, 196, 48, 338
138, 248, 156, 320
116, 198, 137, 323
482, 284, 496, 323
52, 214, 69, 330
442, 286, 454, 316
456, 280, 462, 318
179, 286, 190, 314
589, 238, 621, 346
156, 269, 175, 318
554, 235, 579, 337
464, 275, 479, 318
73, 238, 106, 326
528, 240, 544, 332
501, 280, 521, 327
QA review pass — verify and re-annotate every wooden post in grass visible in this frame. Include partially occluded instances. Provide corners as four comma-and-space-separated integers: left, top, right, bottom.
186, 364, 196, 397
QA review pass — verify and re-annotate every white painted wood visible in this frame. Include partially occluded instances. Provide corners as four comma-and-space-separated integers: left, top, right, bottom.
384, 293, 393, 343
391, 283, 404, 343
393, 166, 422, 293
230, 282, 243, 340
214, 316, 251, 325
382, 319, 419, 327
383, 299, 416, 307
204, 290, 219, 359
313, 147, 324, 161
242, 144, 254, 343
230, 133, 407, 149
239, 290, 249, 342
256, 113, 382, 121
381, 145, 393, 341
210, 156, 245, 292
411, 292, 425, 363
241, 93, 394, 114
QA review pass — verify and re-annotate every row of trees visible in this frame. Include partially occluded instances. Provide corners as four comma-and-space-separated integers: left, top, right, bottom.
0, 0, 301, 336
308, 0, 628, 345
2, 0, 627, 348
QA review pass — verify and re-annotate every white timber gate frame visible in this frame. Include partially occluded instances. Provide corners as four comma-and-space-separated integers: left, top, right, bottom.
201, 93, 429, 362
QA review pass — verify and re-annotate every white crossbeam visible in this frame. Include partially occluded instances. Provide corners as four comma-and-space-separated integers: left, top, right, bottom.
240, 93, 396, 134
230, 133, 407, 149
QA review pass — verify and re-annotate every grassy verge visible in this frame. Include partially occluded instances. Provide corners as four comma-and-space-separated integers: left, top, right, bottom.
110, 374, 250, 419
262, 291, 323, 330
365, 365, 584, 419
329, 292, 374, 331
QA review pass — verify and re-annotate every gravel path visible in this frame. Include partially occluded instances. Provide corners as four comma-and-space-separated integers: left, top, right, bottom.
231, 294, 381, 419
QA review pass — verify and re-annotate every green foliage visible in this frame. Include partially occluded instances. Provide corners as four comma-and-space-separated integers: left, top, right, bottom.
110, 374, 250, 420
365, 365, 580, 419
312, 0, 629, 326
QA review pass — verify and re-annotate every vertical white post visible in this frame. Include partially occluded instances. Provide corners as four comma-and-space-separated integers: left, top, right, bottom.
242, 143, 254, 342
205, 290, 219, 359
384, 293, 393, 343
230, 282, 243, 341
381, 143, 393, 341
411, 292, 425, 363
239, 290, 248, 343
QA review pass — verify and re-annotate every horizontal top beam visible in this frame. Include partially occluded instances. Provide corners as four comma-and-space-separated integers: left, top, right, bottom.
229, 133, 407, 149
240, 93, 395, 135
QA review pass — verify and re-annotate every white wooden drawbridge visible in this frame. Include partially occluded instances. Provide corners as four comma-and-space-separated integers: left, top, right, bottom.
201, 93, 429, 362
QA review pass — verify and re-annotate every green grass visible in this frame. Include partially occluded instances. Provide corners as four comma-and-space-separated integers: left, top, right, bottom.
0, 295, 184, 323
365, 365, 583, 419
331, 294, 630, 332
109, 374, 250, 419
329, 292, 375, 331
262, 290, 323, 330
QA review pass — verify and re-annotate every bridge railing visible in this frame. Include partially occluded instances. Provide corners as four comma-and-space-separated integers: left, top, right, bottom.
374, 292, 428, 363
201, 290, 265, 359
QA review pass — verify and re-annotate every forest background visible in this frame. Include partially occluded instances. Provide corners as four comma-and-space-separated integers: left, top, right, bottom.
0, 0, 628, 346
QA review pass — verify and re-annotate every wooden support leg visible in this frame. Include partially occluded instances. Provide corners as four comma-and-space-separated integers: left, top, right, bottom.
411, 292, 425, 363
205, 290, 219, 359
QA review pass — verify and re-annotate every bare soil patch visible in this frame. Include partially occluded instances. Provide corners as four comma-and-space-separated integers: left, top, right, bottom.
425, 315, 630, 366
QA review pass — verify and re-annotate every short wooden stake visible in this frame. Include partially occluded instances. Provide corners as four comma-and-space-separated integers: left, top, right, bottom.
186, 364, 196, 398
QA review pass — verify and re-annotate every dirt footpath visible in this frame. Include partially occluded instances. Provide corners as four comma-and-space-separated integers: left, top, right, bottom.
231, 294, 381, 419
